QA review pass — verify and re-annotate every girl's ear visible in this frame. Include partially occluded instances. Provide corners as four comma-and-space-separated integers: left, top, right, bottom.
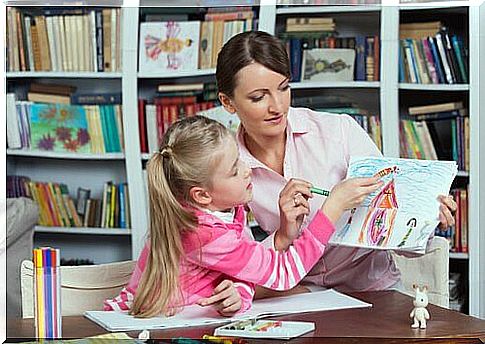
189, 186, 212, 206
218, 92, 236, 114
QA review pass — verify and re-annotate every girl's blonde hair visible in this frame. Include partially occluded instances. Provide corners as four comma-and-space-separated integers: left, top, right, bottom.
130, 116, 232, 318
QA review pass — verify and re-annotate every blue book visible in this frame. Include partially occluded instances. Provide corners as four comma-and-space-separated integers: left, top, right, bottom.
398, 45, 406, 82
119, 183, 126, 228
108, 106, 121, 152
289, 38, 302, 82
99, 106, 112, 152
451, 35, 468, 84
405, 39, 420, 83
354, 36, 366, 81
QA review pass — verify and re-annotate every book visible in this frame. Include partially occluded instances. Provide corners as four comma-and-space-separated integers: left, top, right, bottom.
30, 82, 77, 96
301, 48, 355, 82
408, 102, 463, 115
157, 83, 204, 93
27, 92, 71, 104
84, 289, 371, 332
71, 93, 121, 105
139, 21, 200, 72
30, 103, 90, 153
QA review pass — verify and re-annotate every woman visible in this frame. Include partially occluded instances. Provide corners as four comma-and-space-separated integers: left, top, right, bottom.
215, 31, 457, 292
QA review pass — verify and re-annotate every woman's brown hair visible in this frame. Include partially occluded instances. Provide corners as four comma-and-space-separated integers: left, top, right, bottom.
216, 31, 291, 98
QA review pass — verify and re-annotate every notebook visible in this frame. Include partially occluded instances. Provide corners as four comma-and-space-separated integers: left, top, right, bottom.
84, 289, 372, 332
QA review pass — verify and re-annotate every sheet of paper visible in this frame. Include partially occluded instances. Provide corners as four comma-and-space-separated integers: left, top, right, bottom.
84, 289, 372, 332
330, 156, 457, 253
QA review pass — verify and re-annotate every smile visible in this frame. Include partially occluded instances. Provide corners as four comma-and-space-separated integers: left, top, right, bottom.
264, 114, 284, 124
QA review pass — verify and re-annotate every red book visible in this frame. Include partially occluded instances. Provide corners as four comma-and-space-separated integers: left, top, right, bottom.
374, 35, 380, 81
138, 99, 148, 153
157, 104, 164, 140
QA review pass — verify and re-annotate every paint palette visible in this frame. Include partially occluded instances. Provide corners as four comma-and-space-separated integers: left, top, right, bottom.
214, 320, 315, 339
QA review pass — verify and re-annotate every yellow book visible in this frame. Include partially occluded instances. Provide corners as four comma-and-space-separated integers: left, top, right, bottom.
109, 183, 116, 228
53, 184, 72, 227
47, 182, 65, 226
28, 182, 47, 225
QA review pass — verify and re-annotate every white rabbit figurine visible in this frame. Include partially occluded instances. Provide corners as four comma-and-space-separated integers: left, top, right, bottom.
410, 284, 430, 329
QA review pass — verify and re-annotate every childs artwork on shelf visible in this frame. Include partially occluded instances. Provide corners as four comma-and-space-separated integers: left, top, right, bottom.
30, 104, 90, 153
301, 48, 355, 82
139, 21, 200, 72
330, 156, 457, 253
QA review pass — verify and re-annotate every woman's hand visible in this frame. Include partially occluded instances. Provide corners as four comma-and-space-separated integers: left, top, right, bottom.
196, 280, 242, 317
276, 178, 313, 250
321, 176, 383, 224
437, 195, 457, 230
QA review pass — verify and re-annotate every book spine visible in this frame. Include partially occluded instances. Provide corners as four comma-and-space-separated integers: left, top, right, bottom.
95, 10, 104, 72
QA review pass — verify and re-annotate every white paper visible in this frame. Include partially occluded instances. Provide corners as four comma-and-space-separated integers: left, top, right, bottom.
84, 289, 372, 332
330, 156, 457, 253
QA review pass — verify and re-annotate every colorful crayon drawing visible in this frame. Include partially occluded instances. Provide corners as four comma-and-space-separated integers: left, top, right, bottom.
139, 21, 200, 72
329, 156, 457, 253
30, 104, 90, 153
358, 166, 398, 246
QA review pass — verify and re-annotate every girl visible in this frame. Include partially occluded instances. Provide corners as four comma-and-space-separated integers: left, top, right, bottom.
215, 31, 457, 293
104, 116, 381, 317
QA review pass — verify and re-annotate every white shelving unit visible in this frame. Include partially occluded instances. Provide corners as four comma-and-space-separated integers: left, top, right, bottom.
6, 1, 484, 318
7, 149, 125, 160
34, 226, 131, 236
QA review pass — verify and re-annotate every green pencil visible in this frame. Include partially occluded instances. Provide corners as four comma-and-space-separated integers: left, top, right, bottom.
310, 187, 330, 197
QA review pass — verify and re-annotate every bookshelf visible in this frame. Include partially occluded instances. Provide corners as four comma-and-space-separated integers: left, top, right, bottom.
5, 1, 484, 318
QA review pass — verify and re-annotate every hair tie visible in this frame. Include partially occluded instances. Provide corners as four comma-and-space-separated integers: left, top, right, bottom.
159, 145, 173, 158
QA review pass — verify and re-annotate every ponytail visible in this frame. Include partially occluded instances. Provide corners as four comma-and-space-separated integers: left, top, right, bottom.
130, 152, 197, 318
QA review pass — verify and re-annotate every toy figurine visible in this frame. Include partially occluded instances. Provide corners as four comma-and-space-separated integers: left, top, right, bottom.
410, 284, 430, 329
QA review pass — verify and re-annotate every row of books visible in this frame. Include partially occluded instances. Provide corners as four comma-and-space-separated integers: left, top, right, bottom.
6, 7, 122, 72
281, 31, 379, 82
7, 95, 125, 154
399, 22, 468, 84
138, 83, 219, 153
9, 178, 82, 227
94, 182, 131, 229
435, 188, 468, 254
400, 116, 469, 171
317, 108, 382, 151
399, 101, 469, 171
138, 98, 218, 154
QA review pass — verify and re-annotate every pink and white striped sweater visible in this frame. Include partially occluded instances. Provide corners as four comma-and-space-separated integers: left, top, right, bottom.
104, 205, 335, 313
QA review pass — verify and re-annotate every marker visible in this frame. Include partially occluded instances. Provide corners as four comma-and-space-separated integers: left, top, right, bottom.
310, 187, 330, 197
202, 335, 234, 344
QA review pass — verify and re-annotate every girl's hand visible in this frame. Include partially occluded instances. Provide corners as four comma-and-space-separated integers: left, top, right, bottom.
276, 178, 313, 250
321, 176, 383, 224
437, 195, 457, 230
196, 280, 242, 317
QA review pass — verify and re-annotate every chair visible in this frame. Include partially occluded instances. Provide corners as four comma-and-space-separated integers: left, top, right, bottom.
391, 236, 450, 308
6, 197, 38, 318
21, 259, 136, 318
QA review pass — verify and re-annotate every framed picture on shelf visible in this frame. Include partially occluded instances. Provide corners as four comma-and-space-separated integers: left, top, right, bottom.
139, 21, 200, 72
301, 48, 355, 82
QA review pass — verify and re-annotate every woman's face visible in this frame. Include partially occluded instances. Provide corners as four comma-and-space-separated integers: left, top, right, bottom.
227, 63, 291, 139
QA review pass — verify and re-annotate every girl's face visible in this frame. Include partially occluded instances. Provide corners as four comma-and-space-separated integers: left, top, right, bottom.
207, 137, 253, 210
222, 63, 291, 139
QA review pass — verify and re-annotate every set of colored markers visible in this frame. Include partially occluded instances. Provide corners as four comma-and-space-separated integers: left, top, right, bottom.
33, 247, 62, 339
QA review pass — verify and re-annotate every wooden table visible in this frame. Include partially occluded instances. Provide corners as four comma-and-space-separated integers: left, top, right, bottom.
7, 291, 485, 343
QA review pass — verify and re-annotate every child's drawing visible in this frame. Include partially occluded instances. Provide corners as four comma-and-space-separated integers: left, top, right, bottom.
330, 156, 457, 253
358, 166, 399, 247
